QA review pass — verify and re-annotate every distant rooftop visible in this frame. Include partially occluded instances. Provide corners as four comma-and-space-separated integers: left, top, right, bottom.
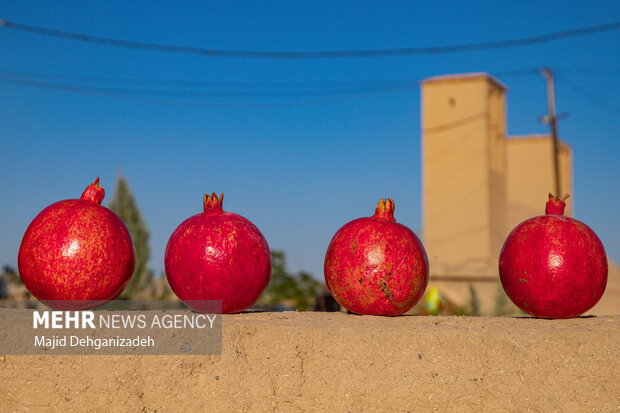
421, 72, 507, 91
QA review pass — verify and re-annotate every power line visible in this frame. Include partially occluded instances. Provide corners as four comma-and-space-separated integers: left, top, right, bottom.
556, 75, 620, 117
423, 113, 487, 134
491, 67, 541, 78
0, 69, 417, 89
0, 76, 421, 110
1, 19, 618, 59
0, 72, 418, 98
0, 68, 545, 88
0, 67, 541, 105
3, 66, 618, 116
556, 67, 620, 76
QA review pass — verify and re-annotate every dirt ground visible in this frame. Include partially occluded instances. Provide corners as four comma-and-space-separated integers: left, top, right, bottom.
1, 312, 618, 412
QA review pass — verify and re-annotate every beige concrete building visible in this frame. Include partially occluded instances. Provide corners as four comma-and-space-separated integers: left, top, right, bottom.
420, 72, 617, 315
506, 134, 572, 227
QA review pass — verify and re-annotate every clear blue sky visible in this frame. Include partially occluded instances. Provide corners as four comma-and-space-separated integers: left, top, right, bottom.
1, 1, 619, 280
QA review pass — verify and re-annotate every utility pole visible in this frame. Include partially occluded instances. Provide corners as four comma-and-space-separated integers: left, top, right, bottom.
541, 67, 561, 196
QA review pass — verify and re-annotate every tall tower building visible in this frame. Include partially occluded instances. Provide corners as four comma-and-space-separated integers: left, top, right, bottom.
421, 73, 507, 278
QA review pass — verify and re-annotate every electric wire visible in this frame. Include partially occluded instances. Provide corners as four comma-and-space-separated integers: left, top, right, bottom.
0, 69, 416, 89
0, 72, 418, 98
0, 67, 548, 98
557, 68, 620, 76
556, 76, 620, 117
0, 74, 420, 110
2, 66, 618, 116
1, 19, 618, 59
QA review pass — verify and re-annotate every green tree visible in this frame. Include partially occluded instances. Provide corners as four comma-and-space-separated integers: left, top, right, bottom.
259, 251, 322, 311
108, 175, 150, 299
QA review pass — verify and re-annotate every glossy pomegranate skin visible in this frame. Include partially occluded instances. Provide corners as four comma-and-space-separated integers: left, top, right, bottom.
499, 195, 607, 319
18, 178, 135, 310
324, 199, 428, 316
165, 193, 271, 314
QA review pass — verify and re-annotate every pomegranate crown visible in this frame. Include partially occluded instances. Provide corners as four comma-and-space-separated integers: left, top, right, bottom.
80, 177, 105, 204
203, 192, 224, 214
373, 198, 396, 221
545, 193, 569, 215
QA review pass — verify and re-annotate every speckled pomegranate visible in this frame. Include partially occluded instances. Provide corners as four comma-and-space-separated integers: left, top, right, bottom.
324, 198, 428, 316
18, 178, 135, 310
164, 193, 271, 313
499, 194, 608, 318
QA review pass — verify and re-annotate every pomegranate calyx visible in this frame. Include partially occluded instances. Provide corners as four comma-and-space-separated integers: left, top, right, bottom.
80, 177, 105, 204
545, 193, 569, 215
373, 198, 396, 221
203, 192, 224, 214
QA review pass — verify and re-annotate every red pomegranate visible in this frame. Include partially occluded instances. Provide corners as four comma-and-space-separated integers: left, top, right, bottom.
18, 178, 135, 310
324, 198, 428, 316
164, 193, 271, 313
499, 194, 607, 318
